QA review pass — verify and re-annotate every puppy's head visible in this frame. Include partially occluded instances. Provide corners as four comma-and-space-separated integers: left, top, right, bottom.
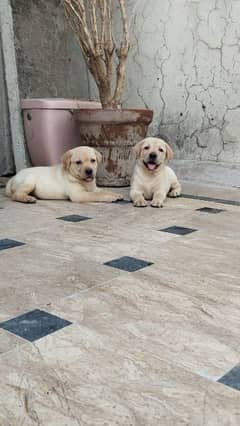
61, 146, 102, 182
133, 137, 173, 171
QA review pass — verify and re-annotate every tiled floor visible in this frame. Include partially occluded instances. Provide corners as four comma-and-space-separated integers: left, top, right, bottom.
0, 179, 240, 425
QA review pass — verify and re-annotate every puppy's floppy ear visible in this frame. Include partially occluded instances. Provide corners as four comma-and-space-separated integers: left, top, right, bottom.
132, 139, 145, 159
61, 149, 72, 170
165, 143, 173, 161
94, 149, 102, 164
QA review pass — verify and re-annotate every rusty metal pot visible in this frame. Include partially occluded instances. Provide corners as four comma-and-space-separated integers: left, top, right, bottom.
73, 108, 153, 187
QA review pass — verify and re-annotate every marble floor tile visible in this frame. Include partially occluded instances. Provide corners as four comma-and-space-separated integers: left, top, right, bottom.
8, 219, 173, 267
0, 238, 25, 251
184, 208, 240, 240
57, 214, 91, 222
0, 329, 24, 355
218, 364, 240, 391
181, 193, 240, 206
49, 272, 240, 381
159, 225, 197, 235
104, 256, 153, 272
0, 327, 239, 425
196, 206, 225, 214
0, 246, 121, 321
0, 182, 240, 424
0, 203, 57, 235
0, 309, 72, 342
181, 181, 240, 203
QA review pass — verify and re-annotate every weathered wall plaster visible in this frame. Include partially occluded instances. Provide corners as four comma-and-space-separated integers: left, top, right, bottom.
11, 0, 90, 99
1, 0, 28, 174
123, 0, 240, 166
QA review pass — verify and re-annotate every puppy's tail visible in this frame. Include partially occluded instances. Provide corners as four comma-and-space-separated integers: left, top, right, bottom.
5, 178, 13, 197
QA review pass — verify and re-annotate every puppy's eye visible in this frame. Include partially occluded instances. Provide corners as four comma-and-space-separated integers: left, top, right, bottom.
75, 160, 82, 165
91, 159, 96, 163
144, 146, 150, 150
159, 148, 164, 152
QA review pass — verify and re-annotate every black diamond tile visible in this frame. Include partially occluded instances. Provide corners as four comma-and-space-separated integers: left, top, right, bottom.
57, 214, 91, 222
160, 226, 197, 236
218, 364, 240, 391
112, 199, 131, 204
0, 309, 72, 342
104, 256, 153, 272
196, 207, 225, 214
0, 238, 25, 251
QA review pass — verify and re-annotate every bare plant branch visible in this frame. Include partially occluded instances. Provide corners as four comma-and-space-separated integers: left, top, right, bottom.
89, 0, 100, 53
119, 0, 130, 54
98, 0, 107, 49
63, 0, 130, 108
64, 0, 94, 57
112, 0, 130, 107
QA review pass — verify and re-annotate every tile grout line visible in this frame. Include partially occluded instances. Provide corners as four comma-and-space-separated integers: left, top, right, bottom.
181, 194, 240, 206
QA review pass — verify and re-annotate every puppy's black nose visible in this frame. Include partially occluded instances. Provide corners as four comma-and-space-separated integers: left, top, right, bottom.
149, 152, 157, 161
85, 168, 93, 176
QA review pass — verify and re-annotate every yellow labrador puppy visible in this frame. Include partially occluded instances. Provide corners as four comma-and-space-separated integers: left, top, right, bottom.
130, 137, 181, 207
6, 146, 123, 204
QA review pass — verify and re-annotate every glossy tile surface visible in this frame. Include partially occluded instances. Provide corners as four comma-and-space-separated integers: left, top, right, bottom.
0, 329, 24, 354
104, 256, 153, 272
181, 193, 240, 206
0, 309, 71, 341
160, 225, 197, 235
0, 328, 240, 426
0, 238, 25, 251
0, 182, 240, 424
196, 207, 225, 214
218, 364, 240, 391
57, 214, 91, 222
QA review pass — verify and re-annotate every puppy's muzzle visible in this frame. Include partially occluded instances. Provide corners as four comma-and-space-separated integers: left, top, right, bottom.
144, 152, 159, 171
84, 168, 94, 181
149, 152, 157, 161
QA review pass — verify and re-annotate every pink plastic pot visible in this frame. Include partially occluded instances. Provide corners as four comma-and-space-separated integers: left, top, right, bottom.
21, 98, 101, 166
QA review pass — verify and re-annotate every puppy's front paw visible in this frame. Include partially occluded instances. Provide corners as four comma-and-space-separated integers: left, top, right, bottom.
151, 199, 164, 208
108, 192, 124, 202
168, 188, 181, 198
25, 195, 37, 204
133, 197, 148, 207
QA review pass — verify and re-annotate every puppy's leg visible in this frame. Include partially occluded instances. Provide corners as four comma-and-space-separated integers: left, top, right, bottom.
151, 191, 166, 208
8, 174, 37, 203
168, 181, 181, 198
12, 185, 37, 204
130, 189, 147, 207
69, 191, 123, 203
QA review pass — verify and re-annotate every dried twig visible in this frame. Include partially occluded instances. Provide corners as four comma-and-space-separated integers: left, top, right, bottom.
112, 0, 130, 107
63, 0, 130, 108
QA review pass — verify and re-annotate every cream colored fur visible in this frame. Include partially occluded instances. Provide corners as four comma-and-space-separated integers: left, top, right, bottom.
130, 137, 181, 207
6, 146, 123, 204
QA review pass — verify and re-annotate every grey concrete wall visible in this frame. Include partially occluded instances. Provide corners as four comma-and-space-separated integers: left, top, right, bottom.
123, 0, 240, 186
0, 32, 14, 175
11, 0, 90, 99
1, 0, 28, 175
122, 0, 240, 167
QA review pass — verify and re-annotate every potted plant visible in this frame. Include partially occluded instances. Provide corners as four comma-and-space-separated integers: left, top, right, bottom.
63, 0, 153, 186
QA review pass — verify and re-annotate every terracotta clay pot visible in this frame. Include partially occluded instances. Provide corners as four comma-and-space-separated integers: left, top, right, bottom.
73, 108, 153, 187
